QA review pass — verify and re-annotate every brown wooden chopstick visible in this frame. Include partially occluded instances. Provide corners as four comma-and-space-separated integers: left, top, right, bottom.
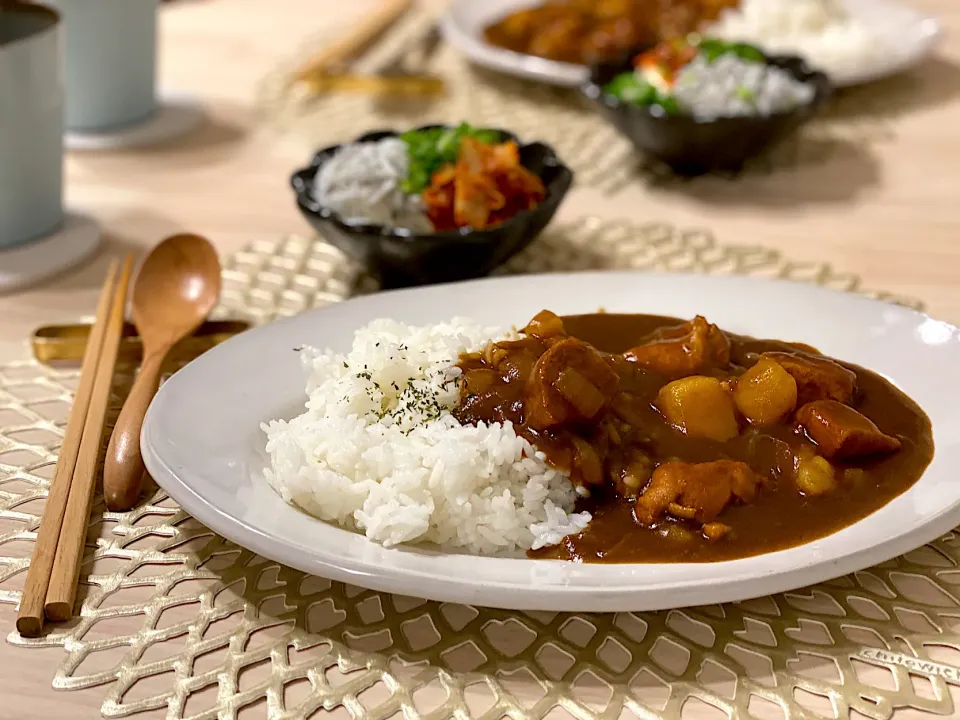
292, 0, 413, 83
16, 260, 122, 637
45, 255, 135, 623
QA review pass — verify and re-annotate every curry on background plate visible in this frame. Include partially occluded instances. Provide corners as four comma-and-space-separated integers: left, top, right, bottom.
484, 0, 739, 66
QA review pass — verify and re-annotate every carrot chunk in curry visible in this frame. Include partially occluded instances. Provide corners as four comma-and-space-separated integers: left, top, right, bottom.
454, 311, 934, 563
797, 400, 902, 460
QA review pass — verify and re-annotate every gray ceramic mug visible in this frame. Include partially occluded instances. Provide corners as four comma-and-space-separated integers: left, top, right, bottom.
46, 0, 158, 132
0, 1, 63, 249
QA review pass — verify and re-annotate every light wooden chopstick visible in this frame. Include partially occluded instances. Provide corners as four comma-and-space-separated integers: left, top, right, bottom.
46, 255, 135, 622
16, 256, 134, 637
292, 0, 413, 83
16, 261, 120, 637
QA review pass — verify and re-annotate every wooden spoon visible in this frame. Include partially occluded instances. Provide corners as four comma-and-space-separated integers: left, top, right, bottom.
103, 234, 222, 511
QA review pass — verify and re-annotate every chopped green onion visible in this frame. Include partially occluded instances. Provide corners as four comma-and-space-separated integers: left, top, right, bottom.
655, 92, 680, 115
697, 38, 766, 65
399, 123, 504, 194
604, 73, 658, 106
697, 38, 729, 63
401, 165, 430, 196
731, 42, 765, 64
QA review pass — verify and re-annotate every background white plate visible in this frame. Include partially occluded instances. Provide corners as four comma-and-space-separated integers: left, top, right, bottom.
440, 0, 942, 89
142, 273, 960, 612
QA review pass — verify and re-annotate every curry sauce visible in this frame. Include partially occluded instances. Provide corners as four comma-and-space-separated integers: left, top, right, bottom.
455, 313, 934, 563
483, 0, 738, 66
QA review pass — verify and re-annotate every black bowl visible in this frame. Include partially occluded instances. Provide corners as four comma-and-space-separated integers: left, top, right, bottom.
582, 48, 832, 176
290, 125, 573, 289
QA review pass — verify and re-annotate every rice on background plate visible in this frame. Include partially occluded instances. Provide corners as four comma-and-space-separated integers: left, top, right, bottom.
262, 318, 591, 555
707, 0, 900, 82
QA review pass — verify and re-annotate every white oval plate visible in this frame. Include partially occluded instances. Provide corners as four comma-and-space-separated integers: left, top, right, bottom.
142, 272, 960, 612
440, 0, 942, 89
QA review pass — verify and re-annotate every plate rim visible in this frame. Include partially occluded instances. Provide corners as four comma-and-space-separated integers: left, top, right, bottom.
142, 270, 960, 612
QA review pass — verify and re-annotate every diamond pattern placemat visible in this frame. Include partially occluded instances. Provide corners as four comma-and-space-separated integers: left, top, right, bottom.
4, 219, 958, 720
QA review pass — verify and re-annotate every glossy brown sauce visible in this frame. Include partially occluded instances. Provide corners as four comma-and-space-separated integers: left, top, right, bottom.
482, 0, 737, 66
463, 313, 934, 563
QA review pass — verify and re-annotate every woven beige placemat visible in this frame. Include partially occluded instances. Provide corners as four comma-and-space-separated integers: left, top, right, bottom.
3, 218, 956, 720
255, 9, 905, 192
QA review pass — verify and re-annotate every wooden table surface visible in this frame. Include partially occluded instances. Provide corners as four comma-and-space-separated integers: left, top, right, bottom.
1, 0, 959, 717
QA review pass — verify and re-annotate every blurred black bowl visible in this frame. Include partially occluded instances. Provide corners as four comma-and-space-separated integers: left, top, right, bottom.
582, 49, 832, 176
290, 125, 573, 289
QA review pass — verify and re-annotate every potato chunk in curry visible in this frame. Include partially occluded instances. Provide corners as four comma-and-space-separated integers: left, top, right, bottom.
608, 449, 655, 499
795, 450, 837, 496
656, 376, 739, 442
762, 351, 857, 406
733, 357, 798, 425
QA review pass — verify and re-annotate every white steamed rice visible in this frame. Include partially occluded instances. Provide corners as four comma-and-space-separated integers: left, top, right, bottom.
313, 137, 432, 232
672, 54, 816, 119
707, 0, 895, 82
262, 318, 591, 555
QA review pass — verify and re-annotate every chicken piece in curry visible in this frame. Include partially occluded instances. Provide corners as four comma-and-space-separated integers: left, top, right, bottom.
454, 311, 933, 563
483, 0, 739, 66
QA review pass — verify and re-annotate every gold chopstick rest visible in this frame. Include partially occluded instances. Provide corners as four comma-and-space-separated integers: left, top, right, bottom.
32, 320, 250, 364
300, 72, 446, 97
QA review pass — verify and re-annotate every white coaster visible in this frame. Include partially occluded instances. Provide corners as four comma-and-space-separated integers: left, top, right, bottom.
0, 212, 101, 293
65, 91, 204, 151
